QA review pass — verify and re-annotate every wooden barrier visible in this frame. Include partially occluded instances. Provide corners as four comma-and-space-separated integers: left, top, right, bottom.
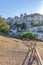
35, 47, 43, 65
30, 41, 43, 65
22, 40, 43, 65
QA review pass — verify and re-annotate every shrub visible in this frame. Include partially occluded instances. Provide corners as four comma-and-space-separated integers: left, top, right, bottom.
0, 17, 10, 33
20, 32, 39, 41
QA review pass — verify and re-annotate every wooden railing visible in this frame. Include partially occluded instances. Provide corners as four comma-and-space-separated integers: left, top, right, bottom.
27, 41, 43, 65
22, 40, 43, 65
35, 47, 43, 65
32, 41, 43, 65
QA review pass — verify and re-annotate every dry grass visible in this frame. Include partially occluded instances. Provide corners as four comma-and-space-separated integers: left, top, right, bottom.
0, 35, 28, 65
36, 41, 43, 61
0, 35, 43, 65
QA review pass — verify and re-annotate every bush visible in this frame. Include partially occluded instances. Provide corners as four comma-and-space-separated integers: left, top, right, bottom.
20, 32, 39, 41
21, 23, 26, 30
35, 38, 40, 41
0, 17, 10, 33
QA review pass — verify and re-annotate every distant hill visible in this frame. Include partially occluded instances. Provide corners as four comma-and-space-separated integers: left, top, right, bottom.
25, 13, 43, 17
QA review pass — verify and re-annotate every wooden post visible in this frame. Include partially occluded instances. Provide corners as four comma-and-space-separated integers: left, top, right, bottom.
33, 41, 43, 65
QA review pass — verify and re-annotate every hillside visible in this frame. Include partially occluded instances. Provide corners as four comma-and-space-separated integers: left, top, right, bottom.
0, 35, 43, 65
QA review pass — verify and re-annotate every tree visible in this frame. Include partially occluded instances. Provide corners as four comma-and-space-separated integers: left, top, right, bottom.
0, 17, 10, 33
21, 23, 26, 30
7, 17, 13, 26
15, 22, 21, 27
24, 13, 27, 16
20, 14, 23, 17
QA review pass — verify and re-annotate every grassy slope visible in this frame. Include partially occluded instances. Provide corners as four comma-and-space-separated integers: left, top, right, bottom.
0, 35, 28, 65
37, 41, 43, 61
0, 35, 43, 65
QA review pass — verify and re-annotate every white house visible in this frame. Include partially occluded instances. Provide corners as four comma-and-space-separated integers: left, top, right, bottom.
36, 33, 43, 41
32, 32, 43, 41
38, 26, 43, 32
9, 25, 17, 36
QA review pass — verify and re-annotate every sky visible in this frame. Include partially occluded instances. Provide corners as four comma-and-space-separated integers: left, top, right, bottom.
0, 0, 43, 18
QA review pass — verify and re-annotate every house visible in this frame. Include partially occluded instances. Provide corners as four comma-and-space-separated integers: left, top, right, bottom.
38, 26, 43, 32
28, 27, 38, 33
36, 33, 43, 41
32, 31, 43, 41
9, 25, 17, 36
6, 13, 43, 40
